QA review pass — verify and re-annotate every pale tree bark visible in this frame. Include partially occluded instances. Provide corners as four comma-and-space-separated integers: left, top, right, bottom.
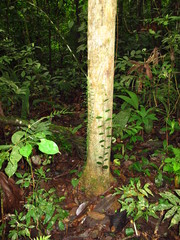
80, 0, 117, 196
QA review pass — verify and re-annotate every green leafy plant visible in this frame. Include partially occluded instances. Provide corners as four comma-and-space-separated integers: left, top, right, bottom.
129, 105, 157, 134
162, 119, 180, 135
15, 172, 32, 188
114, 179, 158, 222
130, 156, 158, 176
0, 116, 60, 177
116, 90, 139, 110
8, 210, 34, 240
70, 169, 83, 188
15, 167, 50, 189
95, 108, 113, 170
113, 91, 157, 157
155, 190, 180, 232
112, 105, 143, 158
71, 178, 79, 188
8, 164, 68, 239
114, 50, 145, 91
163, 147, 180, 186
26, 188, 68, 231
0, 40, 52, 118
33, 236, 51, 240
34, 167, 51, 182
161, 118, 180, 146
8, 188, 68, 239
112, 118, 143, 157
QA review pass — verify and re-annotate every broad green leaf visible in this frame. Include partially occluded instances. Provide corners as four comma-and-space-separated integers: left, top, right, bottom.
130, 50, 135, 57
10, 232, 18, 240
173, 162, 180, 172
10, 146, 22, 163
5, 146, 22, 177
148, 208, 158, 219
125, 228, 134, 236
38, 139, 59, 155
15, 172, 22, 178
169, 209, 180, 228
160, 192, 180, 205
138, 196, 148, 209
126, 91, 139, 110
19, 143, 32, 158
21, 70, 26, 78
155, 203, 173, 211
144, 169, 151, 176
149, 29, 156, 35
24, 181, 30, 188
72, 124, 82, 134
172, 148, 180, 158
117, 95, 138, 110
175, 190, 180, 197
11, 131, 25, 144
25, 206, 36, 226
114, 159, 121, 166
71, 178, 79, 188
35, 132, 46, 139
134, 209, 143, 221
136, 180, 141, 190
43, 204, 55, 225
147, 113, 157, 120
136, 181, 149, 197
21, 228, 30, 238
5, 161, 18, 177
58, 220, 65, 231
165, 157, 173, 163
0, 145, 12, 150
163, 206, 178, 221
163, 164, 173, 173
47, 215, 58, 230
144, 183, 154, 196
48, 188, 56, 194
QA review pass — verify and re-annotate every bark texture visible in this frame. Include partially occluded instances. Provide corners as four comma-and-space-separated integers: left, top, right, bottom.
81, 0, 117, 196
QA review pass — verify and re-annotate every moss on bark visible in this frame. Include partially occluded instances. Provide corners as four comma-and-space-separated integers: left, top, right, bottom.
79, 165, 115, 196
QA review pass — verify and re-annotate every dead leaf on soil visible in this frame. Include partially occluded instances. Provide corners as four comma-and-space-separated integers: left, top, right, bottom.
87, 211, 106, 220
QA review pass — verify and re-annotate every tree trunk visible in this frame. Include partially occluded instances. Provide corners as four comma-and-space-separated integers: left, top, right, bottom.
80, 0, 117, 196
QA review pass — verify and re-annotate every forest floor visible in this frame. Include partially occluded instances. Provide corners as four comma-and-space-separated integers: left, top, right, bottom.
0, 99, 180, 240
48, 106, 179, 240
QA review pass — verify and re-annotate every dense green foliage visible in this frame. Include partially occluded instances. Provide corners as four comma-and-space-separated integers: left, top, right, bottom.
0, 0, 179, 238
0, 0, 179, 118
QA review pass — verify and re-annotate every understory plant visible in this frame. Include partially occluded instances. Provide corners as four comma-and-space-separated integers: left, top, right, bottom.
161, 118, 180, 146
163, 147, 180, 187
117, 90, 157, 133
112, 90, 157, 158
0, 40, 52, 118
0, 113, 60, 178
114, 179, 158, 222
115, 39, 179, 130
8, 167, 68, 239
129, 156, 158, 177
33, 236, 51, 240
155, 190, 180, 234
34, 237, 51, 240
8, 187, 68, 239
